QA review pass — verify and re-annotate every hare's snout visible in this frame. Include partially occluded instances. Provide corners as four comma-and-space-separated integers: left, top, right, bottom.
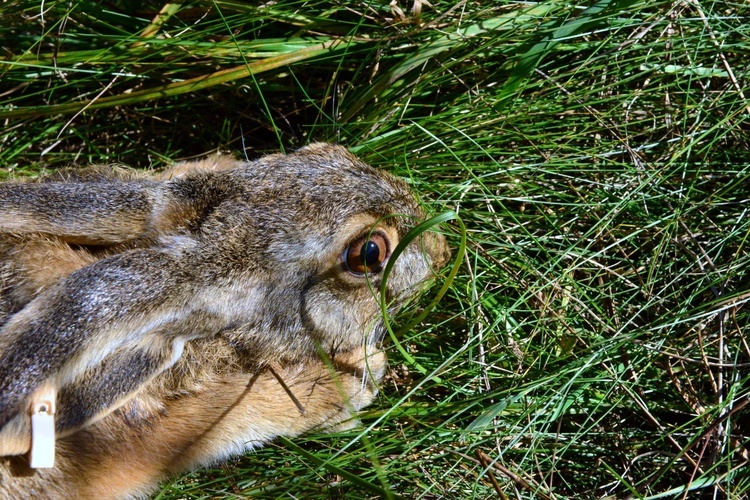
424, 230, 451, 272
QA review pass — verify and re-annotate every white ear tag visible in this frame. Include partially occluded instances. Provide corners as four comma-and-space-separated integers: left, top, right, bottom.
30, 386, 56, 468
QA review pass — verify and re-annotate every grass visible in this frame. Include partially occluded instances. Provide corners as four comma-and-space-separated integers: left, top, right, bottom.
2, 0, 750, 497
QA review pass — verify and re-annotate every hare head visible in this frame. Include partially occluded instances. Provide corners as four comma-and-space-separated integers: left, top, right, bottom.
183, 142, 451, 362
0, 143, 450, 496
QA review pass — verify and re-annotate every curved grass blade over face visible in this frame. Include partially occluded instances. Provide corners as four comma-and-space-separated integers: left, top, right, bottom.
379, 211, 466, 382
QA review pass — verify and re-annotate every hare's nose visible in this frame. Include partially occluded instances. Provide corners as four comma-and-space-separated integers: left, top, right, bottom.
424, 231, 451, 271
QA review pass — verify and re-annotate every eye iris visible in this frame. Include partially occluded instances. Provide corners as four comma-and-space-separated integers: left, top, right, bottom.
344, 232, 389, 275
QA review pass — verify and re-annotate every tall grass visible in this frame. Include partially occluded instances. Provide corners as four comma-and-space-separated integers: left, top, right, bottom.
2, 0, 749, 498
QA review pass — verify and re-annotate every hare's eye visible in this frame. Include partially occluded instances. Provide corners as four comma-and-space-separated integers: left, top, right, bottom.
344, 232, 390, 275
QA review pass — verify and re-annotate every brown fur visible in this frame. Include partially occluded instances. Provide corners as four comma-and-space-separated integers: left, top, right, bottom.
1, 343, 385, 499
0, 144, 450, 498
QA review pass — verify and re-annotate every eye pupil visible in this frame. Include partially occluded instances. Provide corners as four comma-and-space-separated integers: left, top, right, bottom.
360, 241, 381, 267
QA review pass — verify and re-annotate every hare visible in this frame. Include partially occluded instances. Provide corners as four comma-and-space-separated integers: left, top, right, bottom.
0, 143, 450, 498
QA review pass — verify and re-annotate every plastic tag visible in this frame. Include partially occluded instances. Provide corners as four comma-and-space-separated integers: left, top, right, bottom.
29, 387, 56, 468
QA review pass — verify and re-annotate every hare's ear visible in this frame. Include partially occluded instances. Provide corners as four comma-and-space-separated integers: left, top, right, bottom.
0, 248, 212, 454
0, 181, 158, 245
0, 165, 238, 246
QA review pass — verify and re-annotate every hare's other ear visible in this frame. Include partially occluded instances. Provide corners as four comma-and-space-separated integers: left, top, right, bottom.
0, 181, 158, 245
0, 247, 213, 452
0, 169, 241, 246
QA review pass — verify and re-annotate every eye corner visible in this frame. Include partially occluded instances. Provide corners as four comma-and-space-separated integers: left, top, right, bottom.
342, 229, 391, 276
